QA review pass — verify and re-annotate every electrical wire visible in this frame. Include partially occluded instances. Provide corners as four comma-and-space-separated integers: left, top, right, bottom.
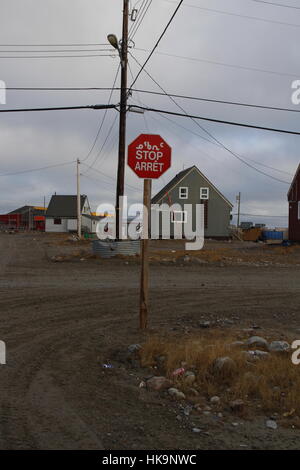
82, 162, 140, 192
130, 95, 293, 177
0, 49, 115, 53
251, 0, 300, 9
130, 104, 300, 137
0, 43, 109, 47
132, 87, 300, 113
81, 64, 120, 163
0, 160, 75, 177
129, 0, 184, 90
129, 0, 148, 38
0, 54, 118, 59
82, 113, 119, 172
5, 85, 300, 116
0, 104, 117, 113
162, 0, 300, 29
135, 47, 300, 79
5, 87, 121, 91
129, 53, 291, 185
130, 0, 153, 40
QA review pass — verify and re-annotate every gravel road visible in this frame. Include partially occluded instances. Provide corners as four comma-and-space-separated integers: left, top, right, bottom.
0, 233, 300, 449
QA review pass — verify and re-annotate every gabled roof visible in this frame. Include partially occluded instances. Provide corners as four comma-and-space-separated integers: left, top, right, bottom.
46, 195, 87, 218
151, 165, 233, 207
288, 163, 300, 200
9, 205, 33, 214
151, 167, 192, 204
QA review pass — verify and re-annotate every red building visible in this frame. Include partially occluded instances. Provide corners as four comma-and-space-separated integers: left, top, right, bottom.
288, 164, 300, 242
0, 206, 45, 231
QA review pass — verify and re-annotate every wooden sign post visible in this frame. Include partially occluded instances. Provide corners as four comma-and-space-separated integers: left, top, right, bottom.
140, 179, 151, 329
127, 134, 172, 329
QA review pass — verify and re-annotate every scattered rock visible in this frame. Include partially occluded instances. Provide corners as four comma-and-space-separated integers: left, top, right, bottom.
187, 388, 199, 397
229, 399, 245, 413
183, 405, 193, 416
192, 427, 201, 433
128, 344, 142, 353
246, 336, 269, 350
269, 341, 290, 353
146, 376, 172, 391
243, 350, 269, 361
155, 355, 167, 367
212, 356, 236, 376
210, 396, 220, 405
199, 321, 211, 329
168, 388, 186, 400
184, 371, 196, 385
266, 419, 278, 430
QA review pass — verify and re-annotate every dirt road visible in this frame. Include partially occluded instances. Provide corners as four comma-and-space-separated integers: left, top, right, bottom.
0, 233, 300, 449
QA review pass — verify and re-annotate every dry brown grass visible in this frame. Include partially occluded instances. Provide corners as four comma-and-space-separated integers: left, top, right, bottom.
140, 330, 300, 419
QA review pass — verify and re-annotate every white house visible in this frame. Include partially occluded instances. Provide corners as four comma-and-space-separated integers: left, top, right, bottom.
45, 194, 99, 233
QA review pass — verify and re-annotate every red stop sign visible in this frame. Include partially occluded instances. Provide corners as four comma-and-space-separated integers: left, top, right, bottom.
128, 134, 171, 179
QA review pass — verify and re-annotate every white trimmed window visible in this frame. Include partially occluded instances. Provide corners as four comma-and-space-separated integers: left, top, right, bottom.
179, 187, 188, 199
171, 211, 187, 223
298, 201, 300, 220
200, 187, 209, 200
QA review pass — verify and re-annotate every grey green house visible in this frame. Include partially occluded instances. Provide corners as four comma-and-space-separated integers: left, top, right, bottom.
151, 165, 233, 239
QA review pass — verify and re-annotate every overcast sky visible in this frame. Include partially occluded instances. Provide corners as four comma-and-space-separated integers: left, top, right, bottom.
0, 0, 299, 227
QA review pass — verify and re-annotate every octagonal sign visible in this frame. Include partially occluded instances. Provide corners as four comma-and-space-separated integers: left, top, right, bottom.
128, 134, 172, 179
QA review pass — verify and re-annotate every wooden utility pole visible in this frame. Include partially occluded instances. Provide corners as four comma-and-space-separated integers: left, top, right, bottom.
140, 179, 151, 329
77, 159, 81, 238
116, 0, 129, 240
237, 192, 241, 229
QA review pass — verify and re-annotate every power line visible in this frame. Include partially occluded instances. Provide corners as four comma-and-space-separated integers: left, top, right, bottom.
162, 0, 300, 29
82, 162, 140, 192
251, 0, 300, 9
0, 43, 109, 47
81, 113, 119, 172
0, 49, 114, 53
131, 97, 293, 177
130, 104, 300, 138
5, 87, 121, 91
130, 0, 153, 39
0, 54, 118, 59
129, 0, 147, 36
129, 0, 184, 90
129, 0, 149, 38
81, 65, 120, 163
0, 160, 75, 177
135, 47, 300, 79
0, 104, 117, 113
131, 87, 300, 113
129, 53, 291, 185
5, 84, 300, 116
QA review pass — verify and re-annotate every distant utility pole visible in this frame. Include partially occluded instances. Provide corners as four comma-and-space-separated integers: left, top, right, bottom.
77, 159, 81, 238
236, 192, 241, 229
116, 0, 129, 240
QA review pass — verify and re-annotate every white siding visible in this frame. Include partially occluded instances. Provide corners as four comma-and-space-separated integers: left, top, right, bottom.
46, 218, 68, 233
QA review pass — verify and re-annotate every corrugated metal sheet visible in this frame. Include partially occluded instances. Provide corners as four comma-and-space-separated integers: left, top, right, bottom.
92, 240, 140, 258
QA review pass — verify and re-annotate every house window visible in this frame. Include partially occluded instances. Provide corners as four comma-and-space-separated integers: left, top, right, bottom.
54, 218, 62, 225
200, 187, 209, 200
171, 211, 187, 223
179, 187, 188, 199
